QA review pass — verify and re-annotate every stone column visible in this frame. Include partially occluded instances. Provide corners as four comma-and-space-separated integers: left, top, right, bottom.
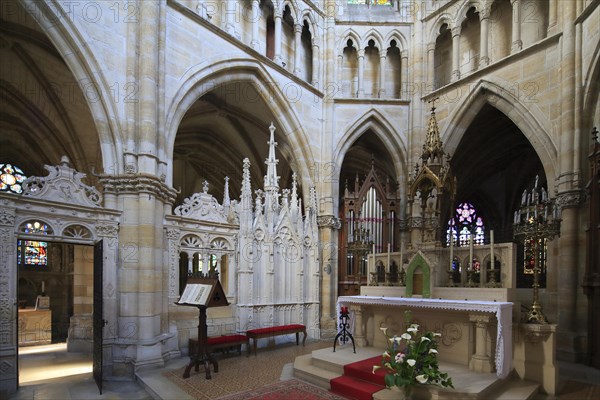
357, 48, 365, 97
555, 0, 582, 363
319, 0, 339, 338
556, 192, 584, 361
451, 26, 461, 82
274, 12, 283, 65
311, 42, 319, 87
479, 7, 490, 67
337, 54, 344, 94
510, 0, 522, 52
351, 305, 367, 347
469, 314, 494, 373
548, 0, 557, 32
379, 53, 386, 98
427, 42, 435, 87
318, 216, 342, 338
187, 251, 193, 274
401, 50, 409, 99
293, 23, 302, 76
101, 175, 177, 377
137, 1, 161, 175
224, 0, 237, 37
250, 0, 260, 50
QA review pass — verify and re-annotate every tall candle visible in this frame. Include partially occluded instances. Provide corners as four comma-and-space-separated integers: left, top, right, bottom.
400, 240, 403, 267
41, 280, 45, 293
449, 233, 454, 270
490, 230, 495, 271
469, 235, 474, 271
387, 243, 391, 269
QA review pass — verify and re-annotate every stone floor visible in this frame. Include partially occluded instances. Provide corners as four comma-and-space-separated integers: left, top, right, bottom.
7, 342, 600, 400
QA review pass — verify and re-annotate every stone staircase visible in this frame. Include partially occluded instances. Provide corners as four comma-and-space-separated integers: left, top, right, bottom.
293, 345, 540, 400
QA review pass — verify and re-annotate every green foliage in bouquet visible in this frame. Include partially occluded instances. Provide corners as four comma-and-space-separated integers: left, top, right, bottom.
373, 311, 454, 396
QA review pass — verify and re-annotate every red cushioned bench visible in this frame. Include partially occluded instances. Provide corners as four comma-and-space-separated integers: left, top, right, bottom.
246, 324, 306, 355
189, 334, 250, 358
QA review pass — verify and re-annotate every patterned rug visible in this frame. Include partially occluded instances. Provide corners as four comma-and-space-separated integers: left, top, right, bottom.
163, 339, 336, 400
215, 379, 347, 400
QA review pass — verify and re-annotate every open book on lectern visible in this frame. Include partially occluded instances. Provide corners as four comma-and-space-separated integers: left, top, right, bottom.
178, 283, 213, 306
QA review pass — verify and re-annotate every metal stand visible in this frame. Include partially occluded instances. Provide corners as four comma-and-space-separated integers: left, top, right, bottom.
183, 305, 219, 379
333, 309, 356, 353
513, 175, 561, 324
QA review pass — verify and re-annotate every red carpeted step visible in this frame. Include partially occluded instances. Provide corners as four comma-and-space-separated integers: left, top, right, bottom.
330, 375, 384, 400
329, 356, 387, 400
343, 356, 386, 387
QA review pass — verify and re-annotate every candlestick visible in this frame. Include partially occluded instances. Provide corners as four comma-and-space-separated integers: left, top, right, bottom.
387, 243, 391, 268
399, 240, 403, 268
469, 235, 474, 271
490, 230, 494, 271
449, 233, 454, 270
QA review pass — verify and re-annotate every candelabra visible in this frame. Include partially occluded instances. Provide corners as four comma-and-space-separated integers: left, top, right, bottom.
513, 176, 561, 324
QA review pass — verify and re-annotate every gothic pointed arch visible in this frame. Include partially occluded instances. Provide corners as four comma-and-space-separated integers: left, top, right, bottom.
334, 109, 407, 179
454, 0, 484, 26
337, 112, 403, 295
22, 1, 124, 173
440, 79, 558, 192
427, 14, 455, 45
362, 29, 385, 51
164, 58, 315, 192
384, 30, 409, 52
583, 42, 600, 129
338, 29, 362, 55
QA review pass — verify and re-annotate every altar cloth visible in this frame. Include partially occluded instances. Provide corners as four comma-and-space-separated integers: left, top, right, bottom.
337, 296, 513, 378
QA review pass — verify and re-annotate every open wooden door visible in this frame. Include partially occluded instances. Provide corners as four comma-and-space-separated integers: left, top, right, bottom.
93, 240, 104, 394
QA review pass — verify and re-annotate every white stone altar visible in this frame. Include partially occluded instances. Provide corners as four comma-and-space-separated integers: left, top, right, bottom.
336, 296, 513, 379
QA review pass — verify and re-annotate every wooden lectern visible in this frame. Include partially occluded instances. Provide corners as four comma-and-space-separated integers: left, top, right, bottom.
176, 276, 229, 379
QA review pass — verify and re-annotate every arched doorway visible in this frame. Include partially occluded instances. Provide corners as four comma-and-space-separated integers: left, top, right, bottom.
337, 129, 401, 296
0, 159, 120, 393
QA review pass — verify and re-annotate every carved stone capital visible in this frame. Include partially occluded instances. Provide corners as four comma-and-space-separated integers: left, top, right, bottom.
520, 323, 556, 344
317, 215, 342, 229
166, 228, 180, 240
451, 26, 462, 37
470, 313, 491, 327
479, 7, 491, 20
556, 189, 585, 209
96, 224, 119, 238
409, 216, 423, 228
100, 175, 178, 205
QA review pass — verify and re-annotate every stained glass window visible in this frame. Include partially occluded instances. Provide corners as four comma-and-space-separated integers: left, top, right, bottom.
23, 221, 50, 234
18, 240, 48, 266
446, 202, 485, 247
0, 163, 27, 193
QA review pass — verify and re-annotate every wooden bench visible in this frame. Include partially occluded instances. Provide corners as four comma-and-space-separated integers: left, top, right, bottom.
189, 334, 250, 358
246, 324, 306, 355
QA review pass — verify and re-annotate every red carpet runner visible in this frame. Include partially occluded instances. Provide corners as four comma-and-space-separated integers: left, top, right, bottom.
329, 356, 387, 400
